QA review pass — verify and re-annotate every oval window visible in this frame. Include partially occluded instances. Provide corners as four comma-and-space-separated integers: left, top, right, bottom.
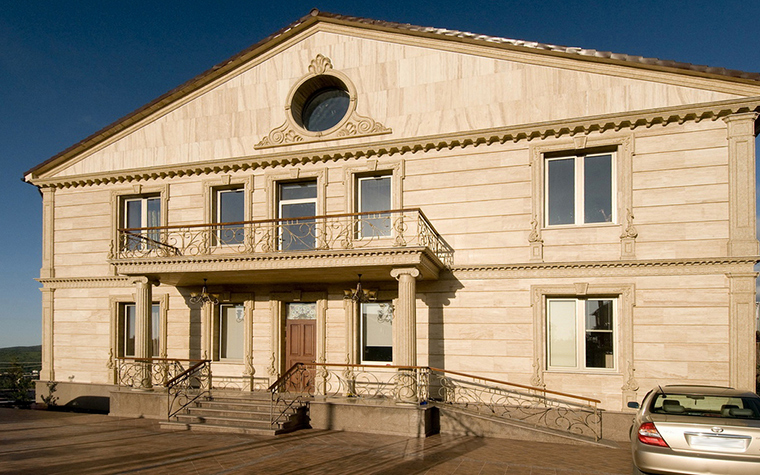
301, 87, 350, 132
290, 75, 350, 133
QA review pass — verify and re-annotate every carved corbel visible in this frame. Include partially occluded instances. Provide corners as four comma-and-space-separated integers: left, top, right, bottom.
530, 358, 545, 388
620, 209, 638, 259
528, 217, 544, 262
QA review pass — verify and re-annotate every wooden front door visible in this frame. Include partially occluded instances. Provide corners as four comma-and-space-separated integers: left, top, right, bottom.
285, 303, 317, 392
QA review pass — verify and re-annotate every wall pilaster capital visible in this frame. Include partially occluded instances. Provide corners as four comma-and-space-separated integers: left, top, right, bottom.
723, 111, 759, 137
390, 267, 420, 280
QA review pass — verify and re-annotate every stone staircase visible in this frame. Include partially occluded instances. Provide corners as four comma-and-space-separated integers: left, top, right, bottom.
160, 390, 308, 436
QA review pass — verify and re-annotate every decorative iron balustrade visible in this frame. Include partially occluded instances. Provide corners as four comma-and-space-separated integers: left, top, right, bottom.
116, 357, 199, 389
426, 367, 602, 441
166, 360, 212, 418
112, 208, 454, 267
268, 363, 602, 440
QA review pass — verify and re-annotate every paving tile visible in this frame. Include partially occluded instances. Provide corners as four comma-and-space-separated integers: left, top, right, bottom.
0, 408, 633, 475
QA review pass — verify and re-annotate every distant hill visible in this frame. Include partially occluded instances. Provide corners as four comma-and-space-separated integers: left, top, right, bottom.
0, 345, 42, 363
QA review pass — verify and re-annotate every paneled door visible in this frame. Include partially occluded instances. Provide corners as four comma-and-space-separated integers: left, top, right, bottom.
285, 303, 317, 393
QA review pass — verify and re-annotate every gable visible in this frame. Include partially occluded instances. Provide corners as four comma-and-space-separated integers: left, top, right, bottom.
33, 22, 760, 180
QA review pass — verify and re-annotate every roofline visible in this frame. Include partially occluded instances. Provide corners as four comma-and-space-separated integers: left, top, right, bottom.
23, 9, 760, 180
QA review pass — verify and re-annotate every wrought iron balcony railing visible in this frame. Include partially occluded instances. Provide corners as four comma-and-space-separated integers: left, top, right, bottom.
111, 208, 453, 266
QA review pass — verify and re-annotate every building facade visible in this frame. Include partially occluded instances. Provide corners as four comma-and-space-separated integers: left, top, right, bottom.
25, 11, 760, 414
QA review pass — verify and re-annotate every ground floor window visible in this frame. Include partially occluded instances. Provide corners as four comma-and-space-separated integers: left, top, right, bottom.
547, 298, 615, 370
215, 303, 245, 360
119, 303, 160, 357
361, 302, 393, 363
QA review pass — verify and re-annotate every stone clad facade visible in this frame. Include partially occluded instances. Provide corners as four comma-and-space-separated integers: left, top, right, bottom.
25, 11, 760, 414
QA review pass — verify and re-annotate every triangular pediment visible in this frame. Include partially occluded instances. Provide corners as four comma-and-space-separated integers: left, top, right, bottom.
26, 11, 760, 182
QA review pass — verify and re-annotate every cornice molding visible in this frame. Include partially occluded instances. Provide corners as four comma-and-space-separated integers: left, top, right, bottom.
28, 97, 760, 189
449, 257, 759, 279
38, 276, 131, 289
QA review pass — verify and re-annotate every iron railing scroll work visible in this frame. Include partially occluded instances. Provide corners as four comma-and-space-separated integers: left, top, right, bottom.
267, 363, 602, 441
115, 357, 211, 419
113, 208, 454, 267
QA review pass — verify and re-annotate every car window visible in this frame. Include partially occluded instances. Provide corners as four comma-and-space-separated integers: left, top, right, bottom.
650, 393, 760, 419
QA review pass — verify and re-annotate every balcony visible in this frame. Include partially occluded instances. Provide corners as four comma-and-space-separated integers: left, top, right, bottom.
109, 209, 453, 285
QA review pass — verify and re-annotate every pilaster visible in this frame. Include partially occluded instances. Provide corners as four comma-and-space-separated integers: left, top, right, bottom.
40, 288, 55, 381
724, 112, 759, 256
727, 272, 758, 390
40, 187, 55, 279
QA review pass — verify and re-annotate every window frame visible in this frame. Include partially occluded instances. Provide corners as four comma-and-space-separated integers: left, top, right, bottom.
111, 185, 169, 254
544, 151, 617, 227
546, 297, 617, 371
356, 174, 393, 239
214, 303, 246, 361
277, 180, 319, 251
213, 186, 246, 246
360, 301, 394, 364
110, 293, 168, 373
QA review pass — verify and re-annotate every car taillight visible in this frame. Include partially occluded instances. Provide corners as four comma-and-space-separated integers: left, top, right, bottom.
638, 422, 669, 447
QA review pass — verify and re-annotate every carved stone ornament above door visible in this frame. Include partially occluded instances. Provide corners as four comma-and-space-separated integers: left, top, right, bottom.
255, 54, 391, 149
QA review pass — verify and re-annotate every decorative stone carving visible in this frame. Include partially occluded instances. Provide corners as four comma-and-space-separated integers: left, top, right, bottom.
621, 361, 639, 392
308, 54, 333, 75
530, 358, 545, 388
620, 209, 638, 239
255, 55, 391, 149
528, 218, 544, 262
267, 352, 278, 377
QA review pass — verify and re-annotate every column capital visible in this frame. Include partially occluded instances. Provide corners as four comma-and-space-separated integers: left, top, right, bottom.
129, 276, 159, 286
390, 267, 420, 280
723, 112, 759, 137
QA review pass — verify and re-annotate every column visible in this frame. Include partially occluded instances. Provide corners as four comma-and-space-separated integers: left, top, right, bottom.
131, 276, 154, 389
40, 187, 55, 279
391, 267, 420, 367
724, 112, 759, 256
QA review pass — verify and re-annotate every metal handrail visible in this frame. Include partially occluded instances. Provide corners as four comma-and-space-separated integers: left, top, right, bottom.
112, 208, 454, 266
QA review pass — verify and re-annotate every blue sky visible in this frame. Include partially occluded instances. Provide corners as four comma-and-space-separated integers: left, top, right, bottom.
2, 1, 760, 348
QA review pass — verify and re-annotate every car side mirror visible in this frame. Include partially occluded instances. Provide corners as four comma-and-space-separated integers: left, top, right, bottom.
627, 401, 640, 409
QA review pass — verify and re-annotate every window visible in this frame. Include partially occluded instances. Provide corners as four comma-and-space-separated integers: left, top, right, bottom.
122, 196, 161, 249
357, 175, 391, 238
361, 302, 393, 363
545, 153, 614, 226
213, 188, 245, 245
119, 303, 160, 358
279, 181, 317, 250
215, 304, 245, 360
547, 298, 615, 370
291, 75, 350, 132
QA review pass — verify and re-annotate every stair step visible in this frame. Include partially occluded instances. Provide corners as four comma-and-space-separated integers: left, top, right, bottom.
174, 414, 294, 429
160, 421, 289, 436
197, 401, 271, 412
186, 407, 286, 419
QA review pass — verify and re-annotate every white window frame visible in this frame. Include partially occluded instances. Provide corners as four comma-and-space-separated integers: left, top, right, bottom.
544, 152, 617, 227
121, 195, 162, 250
278, 180, 318, 251
118, 302, 161, 358
360, 301, 394, 364
357, 174, 392, 239
213, 187, 246, 246
546, 297, 617, 372
215, 303, 246, 361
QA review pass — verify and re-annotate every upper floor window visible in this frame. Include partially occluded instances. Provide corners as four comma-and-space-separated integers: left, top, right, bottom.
545, 153, 614, 226
122, 196, 161, 249
547, 298, 615, 370
357, 175, 391, 238
279, 181, 317, 251
119, 303, 160, 358
213, 187, 245, 245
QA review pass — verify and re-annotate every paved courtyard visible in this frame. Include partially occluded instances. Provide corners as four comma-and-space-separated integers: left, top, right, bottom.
0, 408, 633, 474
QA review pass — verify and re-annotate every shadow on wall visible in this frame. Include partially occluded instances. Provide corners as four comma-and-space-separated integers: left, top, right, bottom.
420, 272, 464, 373
178, 287, 203, 360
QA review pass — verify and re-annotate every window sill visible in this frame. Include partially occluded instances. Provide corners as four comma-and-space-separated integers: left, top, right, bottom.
544, 369, 620, 376
543, 222, 617, 231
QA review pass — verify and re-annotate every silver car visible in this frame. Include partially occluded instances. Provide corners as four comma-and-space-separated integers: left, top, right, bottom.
629, 385, 760, 474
